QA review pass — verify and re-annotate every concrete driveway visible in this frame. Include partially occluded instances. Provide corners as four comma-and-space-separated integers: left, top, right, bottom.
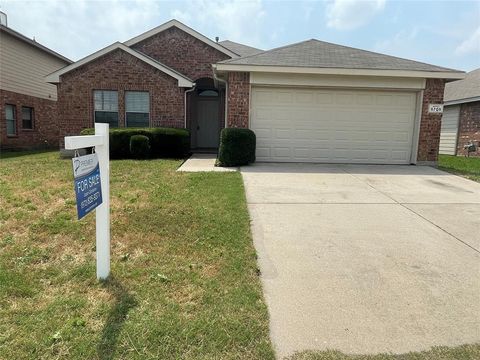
241, 163, 480, 359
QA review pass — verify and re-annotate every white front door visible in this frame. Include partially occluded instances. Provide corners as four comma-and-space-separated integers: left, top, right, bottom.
250, 86, 417, 164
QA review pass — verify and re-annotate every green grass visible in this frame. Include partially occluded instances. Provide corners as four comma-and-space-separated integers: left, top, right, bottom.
438, 154, 480, 182
0, 151, 274, 359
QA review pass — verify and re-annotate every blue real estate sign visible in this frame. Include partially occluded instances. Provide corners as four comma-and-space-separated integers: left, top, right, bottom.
72, 153, 103, 219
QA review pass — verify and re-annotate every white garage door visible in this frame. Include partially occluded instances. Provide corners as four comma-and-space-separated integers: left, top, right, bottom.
251, 87, 418, 164
439, 105, 460, 155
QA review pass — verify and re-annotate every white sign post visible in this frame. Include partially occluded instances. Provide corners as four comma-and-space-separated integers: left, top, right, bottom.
65, 123, 110, 280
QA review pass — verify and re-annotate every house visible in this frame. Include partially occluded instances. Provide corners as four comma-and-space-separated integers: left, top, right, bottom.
47, 19, 464, 164
0, 21, 72, 149
439, 68, 480, 156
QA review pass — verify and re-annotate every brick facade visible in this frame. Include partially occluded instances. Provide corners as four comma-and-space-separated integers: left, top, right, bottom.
131, 27, 230, 81
456, 101, 480, 156
226, 72, 250, 128
55, 27, 231, 144
417, 79, 446, 163
0, 89, 59, 149
57, 49, 185, 140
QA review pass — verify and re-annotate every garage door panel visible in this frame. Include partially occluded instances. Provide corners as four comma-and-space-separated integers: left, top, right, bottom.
251, 87, 416, 164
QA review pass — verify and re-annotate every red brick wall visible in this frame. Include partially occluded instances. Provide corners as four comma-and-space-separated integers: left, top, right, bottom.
131, 27, 230, 81
57, 49, 185, 140
457, 101, 480, 156
0, 89, 59, 150
417, 79, 446, 162
226, 72, 250, 128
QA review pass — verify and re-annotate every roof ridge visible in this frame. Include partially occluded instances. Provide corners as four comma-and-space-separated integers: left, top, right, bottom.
220, 39, 314, 63
308, 38, 462, 72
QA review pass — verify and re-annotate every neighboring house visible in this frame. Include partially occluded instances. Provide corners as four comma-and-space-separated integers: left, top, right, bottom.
0, 24, 72, 149
48, 19, 464, 164
439, 68, 480, 156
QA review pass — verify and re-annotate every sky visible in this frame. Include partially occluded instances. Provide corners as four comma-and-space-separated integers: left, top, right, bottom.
1, 0, 479, 71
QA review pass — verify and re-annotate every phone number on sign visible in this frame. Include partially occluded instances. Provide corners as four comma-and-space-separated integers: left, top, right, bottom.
81, 191, 101, 209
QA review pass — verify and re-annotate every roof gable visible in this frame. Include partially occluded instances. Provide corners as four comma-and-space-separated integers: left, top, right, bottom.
45, 42, 194, 87
444, 68, 480, 104
220, 39, 462, 74
124, 19, 238, 59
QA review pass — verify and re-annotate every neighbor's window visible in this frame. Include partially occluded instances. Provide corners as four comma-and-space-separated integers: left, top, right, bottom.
22, 106, 34, 129
125, 91, 149, 127
5, 104, 16, 136
94, 90, 118, 127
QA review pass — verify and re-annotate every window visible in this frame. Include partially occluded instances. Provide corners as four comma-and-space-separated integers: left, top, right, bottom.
5, 104, 16, 136
198, 89, 218, 97
22, 106, 34, 129
94, 90, 118, 127
125, 91, 149, 127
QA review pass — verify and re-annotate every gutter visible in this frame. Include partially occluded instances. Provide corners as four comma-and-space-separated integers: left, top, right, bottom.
444, 96, 480, 106
213, 65, 228, 128
184, 84, 196, 129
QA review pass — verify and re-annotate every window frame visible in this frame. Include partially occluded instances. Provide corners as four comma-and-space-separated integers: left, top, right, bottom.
93, 90, 119, 128
5, 104, 16, 136
125, 91, 150, 128
21, 106, 34, 130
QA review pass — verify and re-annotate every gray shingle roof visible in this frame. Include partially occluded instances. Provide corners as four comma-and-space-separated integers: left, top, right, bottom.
218, 40, 263, 57
444, 68, 480, 103
220, 39, 461, 73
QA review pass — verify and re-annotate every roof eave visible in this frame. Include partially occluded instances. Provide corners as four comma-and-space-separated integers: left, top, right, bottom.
213, 64, 466, 80
444, 96, 480, 106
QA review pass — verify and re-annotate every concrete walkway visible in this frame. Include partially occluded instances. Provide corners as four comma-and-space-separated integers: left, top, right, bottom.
241, 163, 480, 359
177, 153, 238, 172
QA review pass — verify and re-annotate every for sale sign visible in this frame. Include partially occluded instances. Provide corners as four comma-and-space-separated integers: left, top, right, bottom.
72, 153, 103, 219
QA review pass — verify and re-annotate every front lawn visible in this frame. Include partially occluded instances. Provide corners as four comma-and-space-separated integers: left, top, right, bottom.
0, 151, 274, 359
438, 154, 480, 182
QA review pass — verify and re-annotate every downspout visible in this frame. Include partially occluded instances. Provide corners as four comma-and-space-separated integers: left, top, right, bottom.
213, 67, 228, 128
184, 84, 196, 129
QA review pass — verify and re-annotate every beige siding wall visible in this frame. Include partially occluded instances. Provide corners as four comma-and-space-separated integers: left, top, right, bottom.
0, 31, 68, 100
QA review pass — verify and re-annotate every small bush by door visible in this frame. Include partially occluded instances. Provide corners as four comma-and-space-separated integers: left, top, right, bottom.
217, 128, 256, 167
130, 135, 151, 159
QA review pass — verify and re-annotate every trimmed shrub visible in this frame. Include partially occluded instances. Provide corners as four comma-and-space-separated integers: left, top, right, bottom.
217, 128, 256, 167
80, 127, 190, 159
129, 135, 150, 159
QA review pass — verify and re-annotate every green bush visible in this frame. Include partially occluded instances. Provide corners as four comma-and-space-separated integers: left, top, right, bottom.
129, 135, 150, 159
80, 127, 190, 159
217, 128, 256, 167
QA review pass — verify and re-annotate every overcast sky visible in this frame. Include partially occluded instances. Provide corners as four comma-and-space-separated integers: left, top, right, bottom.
1, 0, 479, 71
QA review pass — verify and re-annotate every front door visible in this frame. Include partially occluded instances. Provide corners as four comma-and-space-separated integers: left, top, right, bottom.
196, 100, 220, 148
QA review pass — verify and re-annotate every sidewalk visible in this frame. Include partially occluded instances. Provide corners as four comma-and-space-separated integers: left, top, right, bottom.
177, 153, 238, 172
